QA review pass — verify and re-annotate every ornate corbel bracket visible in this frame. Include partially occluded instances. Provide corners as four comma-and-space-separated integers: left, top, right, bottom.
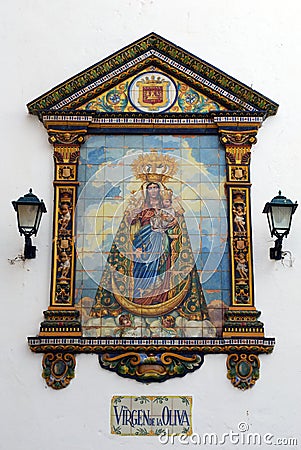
42, 352, 76, 390
226, 353, 260, 390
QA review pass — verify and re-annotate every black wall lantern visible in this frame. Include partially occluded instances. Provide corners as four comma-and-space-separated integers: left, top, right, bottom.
263, 191, 298, 260
12, 189, 47, 259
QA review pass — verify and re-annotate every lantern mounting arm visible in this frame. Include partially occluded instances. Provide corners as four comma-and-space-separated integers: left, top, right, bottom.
270, 236, 284, 260
24, 235, 36, 259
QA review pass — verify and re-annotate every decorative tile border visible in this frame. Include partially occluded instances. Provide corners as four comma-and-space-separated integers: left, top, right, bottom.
28, 336, 276, 347
41, 114, 264, 126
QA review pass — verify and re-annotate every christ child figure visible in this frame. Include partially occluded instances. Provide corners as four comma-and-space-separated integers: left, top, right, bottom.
150, 189, 177, 233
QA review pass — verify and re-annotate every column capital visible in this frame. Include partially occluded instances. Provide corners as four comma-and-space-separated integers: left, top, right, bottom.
215, 127, 259, 184
48, 129, 87, 146
219, 129, 258, 148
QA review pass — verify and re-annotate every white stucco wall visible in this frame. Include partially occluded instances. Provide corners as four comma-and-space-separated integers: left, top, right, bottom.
1, 1, 301, 449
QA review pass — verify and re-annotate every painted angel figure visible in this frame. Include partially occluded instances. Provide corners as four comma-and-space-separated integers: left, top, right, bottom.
57, 251, 70, 279
235, 253, 248, 279
233, 204, 245, 232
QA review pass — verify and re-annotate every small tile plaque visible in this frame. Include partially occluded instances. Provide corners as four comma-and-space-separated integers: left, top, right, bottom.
111, 396, 192, 436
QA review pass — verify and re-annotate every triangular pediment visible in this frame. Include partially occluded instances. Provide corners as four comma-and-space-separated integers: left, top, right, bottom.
27, 33, 278, 118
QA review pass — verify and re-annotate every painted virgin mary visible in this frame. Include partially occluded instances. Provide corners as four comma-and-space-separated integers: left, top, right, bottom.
90, 152, 212, 333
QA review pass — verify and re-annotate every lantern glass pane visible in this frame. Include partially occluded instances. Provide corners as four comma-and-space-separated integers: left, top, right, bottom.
267, 209, 274, 234
34, 208, 43, 233
18, 204, 39, 232
271, 205, 292, 231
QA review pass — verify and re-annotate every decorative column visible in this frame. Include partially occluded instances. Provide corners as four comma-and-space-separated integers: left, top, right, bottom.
36, 127, 87, 389
217, 125, 264, 338
39, 128, 87, 338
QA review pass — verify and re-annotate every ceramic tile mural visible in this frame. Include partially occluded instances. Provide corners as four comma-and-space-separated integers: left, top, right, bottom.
27, 33, 277, 389
111, 396, 192, 436
75, 134, 229, 338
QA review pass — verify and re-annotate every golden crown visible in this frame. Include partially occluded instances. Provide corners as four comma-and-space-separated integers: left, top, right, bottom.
161, 188, 173, 200
131, 150, 178, 183
137, 75, 167, 85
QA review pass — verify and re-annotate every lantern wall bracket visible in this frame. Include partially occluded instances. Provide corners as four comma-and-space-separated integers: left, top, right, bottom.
270, 236, 283, 260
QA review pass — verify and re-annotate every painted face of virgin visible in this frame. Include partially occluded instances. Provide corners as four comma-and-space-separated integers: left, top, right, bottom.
147, 183, 160, 199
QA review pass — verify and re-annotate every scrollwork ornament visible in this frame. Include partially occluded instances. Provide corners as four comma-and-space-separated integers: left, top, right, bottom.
99, 351, 204, 383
